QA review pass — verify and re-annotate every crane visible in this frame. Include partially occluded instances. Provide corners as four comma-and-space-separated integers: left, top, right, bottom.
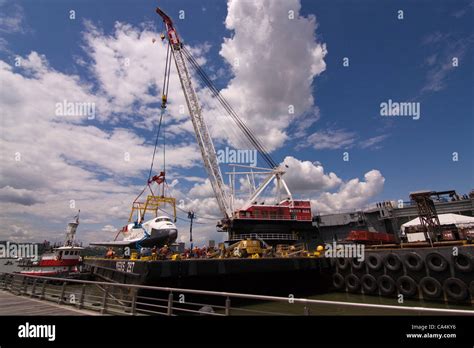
155, 7, 311, 242
156, 7, 232, 220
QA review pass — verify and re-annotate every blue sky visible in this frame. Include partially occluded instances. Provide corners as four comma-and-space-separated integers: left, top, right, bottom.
307, 0, 473, 197
0, 0, 472, 244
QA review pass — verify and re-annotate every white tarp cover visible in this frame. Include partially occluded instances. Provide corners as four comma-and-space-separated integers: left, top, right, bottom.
401, 213, 474, 233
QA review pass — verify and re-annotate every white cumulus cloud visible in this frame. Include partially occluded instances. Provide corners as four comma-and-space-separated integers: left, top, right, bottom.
311, 170, 385, 213
214, 0, 327, 151
281, 156, 342, 193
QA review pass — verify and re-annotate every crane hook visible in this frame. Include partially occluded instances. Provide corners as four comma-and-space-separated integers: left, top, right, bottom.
161, 94, 167, 109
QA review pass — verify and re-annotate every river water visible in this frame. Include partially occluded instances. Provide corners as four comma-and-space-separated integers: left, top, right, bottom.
233, 291, 473, 316
0, 260, 20, 274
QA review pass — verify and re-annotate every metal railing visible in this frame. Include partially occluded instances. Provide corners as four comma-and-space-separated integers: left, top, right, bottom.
0, 272, 472, 316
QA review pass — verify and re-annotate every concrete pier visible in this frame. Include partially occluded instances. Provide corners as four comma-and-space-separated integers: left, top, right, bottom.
0, 290, 96, 316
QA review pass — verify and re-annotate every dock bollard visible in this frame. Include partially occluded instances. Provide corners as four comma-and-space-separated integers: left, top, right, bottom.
167, 293, 173, 316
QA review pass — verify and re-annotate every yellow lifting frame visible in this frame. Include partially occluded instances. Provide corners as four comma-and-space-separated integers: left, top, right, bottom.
128, 195, 177, 223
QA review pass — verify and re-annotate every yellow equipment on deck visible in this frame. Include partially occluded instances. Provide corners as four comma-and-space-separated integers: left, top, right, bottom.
240, 240, 262, 254
229, 239, 265, 258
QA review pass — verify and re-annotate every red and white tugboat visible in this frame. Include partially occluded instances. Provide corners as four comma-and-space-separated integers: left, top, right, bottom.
18, 211, 83, 277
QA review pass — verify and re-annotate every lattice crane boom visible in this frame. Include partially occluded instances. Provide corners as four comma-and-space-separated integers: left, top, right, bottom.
156, 7, 232, 219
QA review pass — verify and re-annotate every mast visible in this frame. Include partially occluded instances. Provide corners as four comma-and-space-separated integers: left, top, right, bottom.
64, 210, 80, 247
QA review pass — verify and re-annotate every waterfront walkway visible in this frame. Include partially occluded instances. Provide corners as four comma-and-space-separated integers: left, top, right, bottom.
1, 273, 473, 316
0, 290, 96, 316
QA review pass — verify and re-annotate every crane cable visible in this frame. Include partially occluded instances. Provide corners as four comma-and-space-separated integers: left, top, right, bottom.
162, 41, 172, 174
182, 47, 275, 168
147, 108, 165, 183
181, 46, 278, 169
147, 40, 172, 183
158, 206, 212, 225
133, 36, 194, 222
162, 179, 222, 221
130, 38, 172, 222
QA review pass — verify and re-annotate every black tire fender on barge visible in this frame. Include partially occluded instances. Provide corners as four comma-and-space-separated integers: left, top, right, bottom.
337, 258, 350, 270
345, 274, 361, 293
351, 258, 365, 270
332, 273, 345, 290
361, 274, 378, 294
404, 252, 424, 272
396, 275, 417, 298
453, 253, 474, 273
419, 276, 443, 299
377, 275, 396, 295
426, 252, 448, 272
367, 254, 383, 271
443, 278, 469, 301
384, 253, 402, 272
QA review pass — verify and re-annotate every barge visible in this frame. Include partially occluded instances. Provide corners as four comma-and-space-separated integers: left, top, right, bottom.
84, 189, 473, 305
324, 190, 474, 304
84, 256, 332, 297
